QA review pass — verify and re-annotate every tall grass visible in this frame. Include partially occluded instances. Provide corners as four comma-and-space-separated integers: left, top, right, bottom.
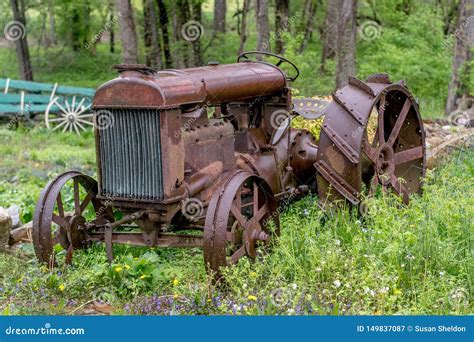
0, 128, 471, 315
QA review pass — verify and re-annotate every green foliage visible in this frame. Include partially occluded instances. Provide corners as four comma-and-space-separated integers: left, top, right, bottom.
1, 0, 469, 117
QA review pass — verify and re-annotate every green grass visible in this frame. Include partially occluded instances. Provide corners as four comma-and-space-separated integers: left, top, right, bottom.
0, 128, 472, 315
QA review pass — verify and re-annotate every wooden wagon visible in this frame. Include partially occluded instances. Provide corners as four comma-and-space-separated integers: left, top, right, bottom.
0, 78, 95, 135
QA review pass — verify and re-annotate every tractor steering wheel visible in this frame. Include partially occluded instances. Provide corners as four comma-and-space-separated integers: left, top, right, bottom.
237, 51, 300, 82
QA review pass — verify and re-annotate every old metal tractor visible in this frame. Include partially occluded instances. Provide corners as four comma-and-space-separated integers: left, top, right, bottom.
33, 52, 426, 276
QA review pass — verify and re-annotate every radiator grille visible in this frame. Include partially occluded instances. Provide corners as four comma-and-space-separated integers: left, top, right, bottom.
98, 109, 163, 201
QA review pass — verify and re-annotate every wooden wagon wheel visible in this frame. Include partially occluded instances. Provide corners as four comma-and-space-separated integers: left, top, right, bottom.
45, 96, 94, 135
316, 74, 426, 210
203, 171, 280, 278
32, 171, 113, 266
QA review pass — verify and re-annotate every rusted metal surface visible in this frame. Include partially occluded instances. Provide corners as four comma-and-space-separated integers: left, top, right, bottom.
32, 171, 113, 265
33, 53, 427, 277
316, 74, 426, 207
203, 170, 279, 277
93, 62, 286, 110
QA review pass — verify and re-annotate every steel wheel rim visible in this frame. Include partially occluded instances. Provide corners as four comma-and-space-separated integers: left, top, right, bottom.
361, 88, 425, 204
203, 171, 279, 278
316, 75, 426, 209
32, 171, 109, 265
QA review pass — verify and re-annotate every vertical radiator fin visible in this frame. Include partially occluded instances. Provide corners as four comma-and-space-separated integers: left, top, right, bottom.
98, 109, 163, 200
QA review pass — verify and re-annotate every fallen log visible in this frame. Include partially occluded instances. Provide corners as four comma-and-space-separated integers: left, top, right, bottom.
426, 132, 472, 169
8, 221, 32, 245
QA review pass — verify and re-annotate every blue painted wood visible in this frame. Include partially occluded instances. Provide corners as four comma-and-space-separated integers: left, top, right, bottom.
0, 103, 60, 114
0, 94, 53, 104
0, 79, 95, 97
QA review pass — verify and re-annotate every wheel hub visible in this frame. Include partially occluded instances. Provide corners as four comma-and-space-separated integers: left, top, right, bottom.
376, 144, 395, 185
66, 215, 86, 249
67, 114, 76, 122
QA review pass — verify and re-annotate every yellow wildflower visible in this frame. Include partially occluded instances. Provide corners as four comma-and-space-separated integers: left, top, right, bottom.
124, 264, 130, 270
172, 278, 179, 286
250, 271, 257, 278
393, 289, 402, 296
173, 293, 179, 299
139, 275, 146, 279
247, 295, 257, 301
58, 284, 65, 292
114, 266, 123, 273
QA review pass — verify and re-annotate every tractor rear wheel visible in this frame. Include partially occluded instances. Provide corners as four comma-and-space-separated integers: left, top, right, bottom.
316, 74, 426, 209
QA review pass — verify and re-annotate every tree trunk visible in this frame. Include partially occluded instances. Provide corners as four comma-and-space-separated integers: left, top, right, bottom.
176, 0, 191, 68
446, 0, 473, 115
335, 0, 357, 89
238, 0, 251, 54
255, 0, 270, 53
298, 0, 317, 54
320, 0, 339, 72
275, 0, 289, 54
191, 0, 203, 66
48, 0, 57, 46
10, 0, 33, 81
71, 4, 81, 50
157, 0, 172, 68
108, 0, 115, 53
143, 0, 161, 67
116, 0, 138, 64
214, 0, 226, 33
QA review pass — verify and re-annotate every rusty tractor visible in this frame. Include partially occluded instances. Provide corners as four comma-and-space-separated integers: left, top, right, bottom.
33, 52, 426, 276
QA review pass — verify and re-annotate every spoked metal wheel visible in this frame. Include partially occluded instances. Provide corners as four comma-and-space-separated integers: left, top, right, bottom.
45, 96, 94, 135
316, 74, 426, 209
32, 171, 113, 266
203, 171, 280, 278
361, 87, 425, 204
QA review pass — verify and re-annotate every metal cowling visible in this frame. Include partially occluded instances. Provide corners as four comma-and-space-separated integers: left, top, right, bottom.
97, 109, 163, 201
